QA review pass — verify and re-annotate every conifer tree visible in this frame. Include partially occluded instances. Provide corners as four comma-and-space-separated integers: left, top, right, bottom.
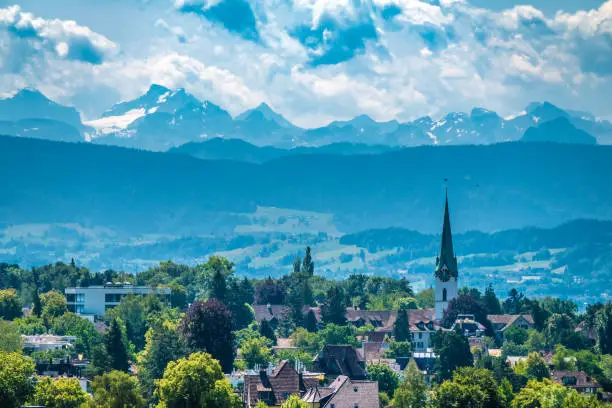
321, 286, 346, 325
32, 287, 42, 318
305, 309, 318, 333
302, 247, 314, 277
259, 319, 277, 344
394, 309, 411, 342
210, 268, 227, 303
106, 318, 130, 372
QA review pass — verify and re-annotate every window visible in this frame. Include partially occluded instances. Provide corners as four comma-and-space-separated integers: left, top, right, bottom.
66, 294, 75, 302
353, 386, 358, 392
442, 288, 447, 302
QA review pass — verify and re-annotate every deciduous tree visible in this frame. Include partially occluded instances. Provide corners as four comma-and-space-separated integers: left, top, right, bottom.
0, 351, 35, 408
89, 370, 145, 408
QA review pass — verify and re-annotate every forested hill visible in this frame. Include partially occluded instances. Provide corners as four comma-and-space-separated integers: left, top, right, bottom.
2, 135, 612, 234
340, 219, 612, 254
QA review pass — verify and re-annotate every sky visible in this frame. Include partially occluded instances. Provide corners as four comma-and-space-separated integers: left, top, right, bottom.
0, 0, 611, 127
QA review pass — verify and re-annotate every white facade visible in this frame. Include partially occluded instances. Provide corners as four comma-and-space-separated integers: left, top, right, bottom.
434, 275, 458, 321
65, 284, 170, 316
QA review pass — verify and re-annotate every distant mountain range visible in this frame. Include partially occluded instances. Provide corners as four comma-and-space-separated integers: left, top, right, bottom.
1, 86, 611, 150
1, 135, 611, 235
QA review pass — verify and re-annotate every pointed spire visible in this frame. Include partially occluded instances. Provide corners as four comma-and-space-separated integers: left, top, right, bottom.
435, 188, 458, 281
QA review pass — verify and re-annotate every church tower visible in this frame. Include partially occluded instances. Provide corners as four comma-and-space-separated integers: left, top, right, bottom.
434, 190, 459, 322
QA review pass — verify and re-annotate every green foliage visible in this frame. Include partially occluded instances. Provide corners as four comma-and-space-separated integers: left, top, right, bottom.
483, 284, 502, 315
0, 320, 22, 352
385, 340, 412, 358
552, 345, 577, 371
523, 352, 550, 380
504, 326, 529, 345
596, 302, 612, 354
106, 318, 131, 372
367, 362, 400, 396
259, 319, 277, 344
0, 289, 23, 320
280, 394, 308, 408
275, 349, 313, 367
89, 370, 145, 408
254, 401, 269, 408
393, 309, 410, 342
415, 288, 434, 309
179, 299, 235, 372
498, 378, 514, 408
433, 367, 501, 408
318, 324, 358, 347
392, 361, 427, 408
291, 327, 321, 355
502, 341, 529, 357
240, 336, 273, 369
14, 315, 46, 335
510, 379, 575, 408
32, 377, 89, 408
525, 330, 546, 352
432, 330, 473, 381
40, 290, 67, 326
137, 319, 186, 402
320, 286, 346, 325
544, 313, 576, 349
52, 312, 104, 358
0, 351, 35, 408
154, 352, 241, 408
304, 309, 318, 332
105, 294, 152, 351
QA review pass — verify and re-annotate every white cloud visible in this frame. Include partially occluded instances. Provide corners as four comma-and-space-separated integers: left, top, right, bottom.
0, 5, 118, 65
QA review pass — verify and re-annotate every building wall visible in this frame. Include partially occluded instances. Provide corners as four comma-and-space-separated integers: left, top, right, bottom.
65, 286, 170, 316
410, 331, 433, 352
434, 277, 457, 321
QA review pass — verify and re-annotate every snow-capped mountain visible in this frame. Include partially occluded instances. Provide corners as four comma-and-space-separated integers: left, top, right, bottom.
1, 85, 611, 149
88, 85, 234, 151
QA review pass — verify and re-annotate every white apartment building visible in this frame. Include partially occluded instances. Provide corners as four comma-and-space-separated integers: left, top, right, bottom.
65, 284, 171, 316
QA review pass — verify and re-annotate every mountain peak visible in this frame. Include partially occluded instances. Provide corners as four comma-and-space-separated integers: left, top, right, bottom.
522, 116, 597, 145
236, 102, 295, 129
146, 84, 170, 96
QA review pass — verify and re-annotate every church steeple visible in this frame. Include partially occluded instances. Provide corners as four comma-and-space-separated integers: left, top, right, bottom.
435, 189, 458, 282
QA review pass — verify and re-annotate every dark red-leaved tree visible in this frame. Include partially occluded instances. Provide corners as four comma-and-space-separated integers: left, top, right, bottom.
254, 277, 287, 305
180, 299, 234, 372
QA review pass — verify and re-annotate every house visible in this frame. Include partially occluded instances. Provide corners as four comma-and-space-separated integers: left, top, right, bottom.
552, 371, 599, 394
345, 309, 397, 330
243, 360, 320, 408
65, 284, 170, 317
452, 314, 486, 337
302, 375, 380, 408
22, 335, 77, 352
408, 308, 438, 352
487, 314, 534, 340
313, 345, 367, 380
252, 304, 291, 327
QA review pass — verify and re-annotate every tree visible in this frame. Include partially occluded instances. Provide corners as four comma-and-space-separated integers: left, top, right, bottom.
393, 309, 410, 342
0, 351, 35, 408
240, 337, 273, 369
503, 289, 524, 315
441, 294, 493, 335
368, 363, 399, 396
511, 379, 571, 408
498, 378, 514, 408
90, 370, 145, 408
137, 319, 186, 402
106, 294, 149, 351
432, 330, 473, 381
504, 326, 529, 345
385, 340, 412, 358
304, 309, 318, 332
483, 284, 502, 315
392, 360, 427, 408
40, 290, 67, 326
320, 286, 346, 325
526, 330, 546, 352
0, 289, 23, 320
255, 278, 286, 305
0, 320, 22, 352
318, 324, 358, 347
32, 287, 42, 318
179, 299, 234, 372
595, 302, 612, 354
106, 318, 130, 372
524, 352, 550, 380
52, 312, 105, 360
259, 319, 277, 344
210, 268, 227, 303
32, 377, 89, 408
440, 367, 501, 408
280, 395, 308, 408
154, 352, 241, 408
544, 313, 575, 348
415, 288, 434, 309
302, 247, 314, 277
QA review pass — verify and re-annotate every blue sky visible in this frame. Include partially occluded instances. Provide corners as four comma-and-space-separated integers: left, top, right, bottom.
1, 0, 611, 127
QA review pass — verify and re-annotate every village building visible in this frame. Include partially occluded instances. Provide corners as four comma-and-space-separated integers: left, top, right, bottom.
302, 375, 380, 408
